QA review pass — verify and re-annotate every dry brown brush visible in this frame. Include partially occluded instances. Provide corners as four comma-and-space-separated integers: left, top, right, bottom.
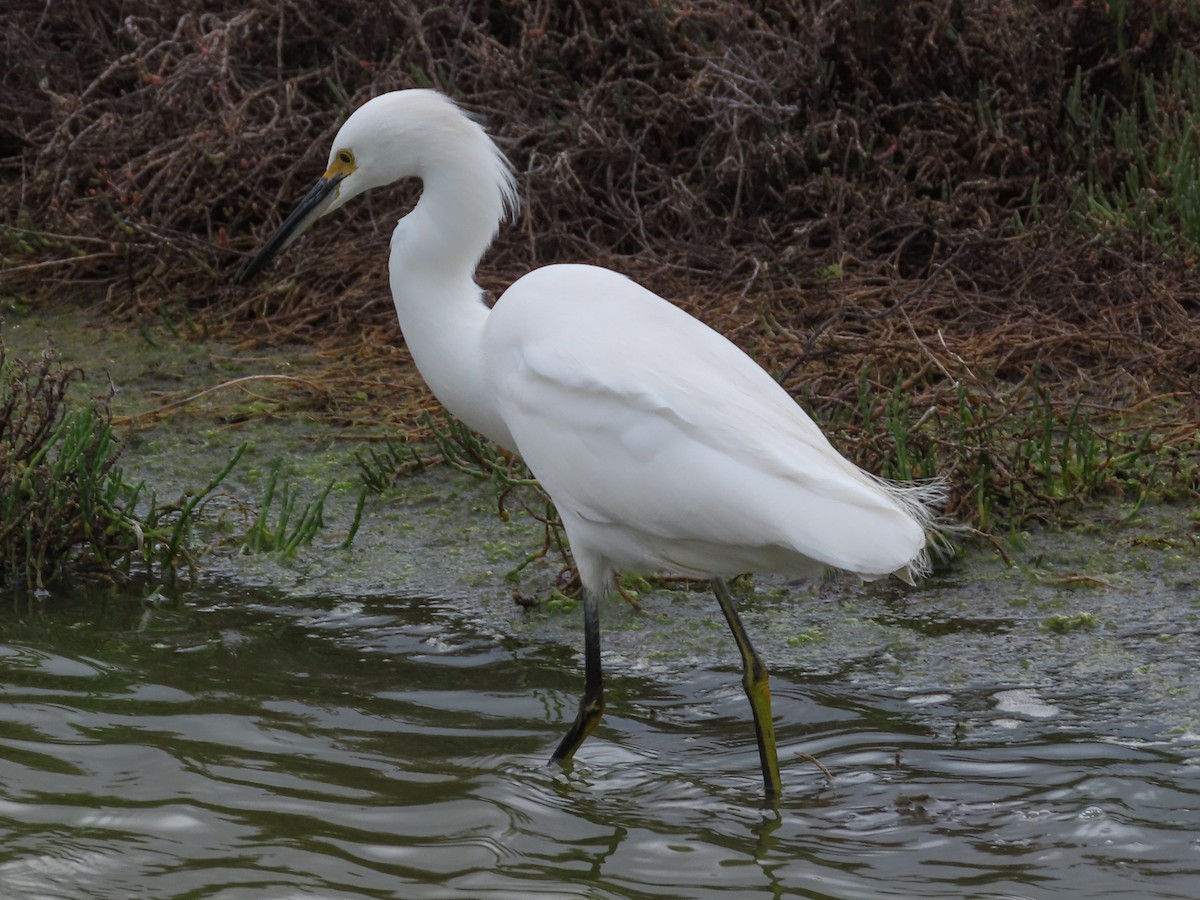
3, 0, 1199, 526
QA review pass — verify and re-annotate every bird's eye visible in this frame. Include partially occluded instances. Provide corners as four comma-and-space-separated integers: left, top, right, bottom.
336, 149, 354, 166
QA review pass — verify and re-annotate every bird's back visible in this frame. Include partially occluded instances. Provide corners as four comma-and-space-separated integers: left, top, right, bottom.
484, 264, 937, 588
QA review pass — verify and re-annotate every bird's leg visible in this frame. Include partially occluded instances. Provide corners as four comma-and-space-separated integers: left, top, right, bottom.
550, 586, 605, 766
713, 577, 782, 797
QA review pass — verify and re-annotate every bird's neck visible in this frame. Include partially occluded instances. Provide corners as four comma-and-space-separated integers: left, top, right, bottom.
387, 172, 515, 450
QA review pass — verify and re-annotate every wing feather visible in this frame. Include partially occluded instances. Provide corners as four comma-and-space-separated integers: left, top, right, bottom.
485, 264, 934, 578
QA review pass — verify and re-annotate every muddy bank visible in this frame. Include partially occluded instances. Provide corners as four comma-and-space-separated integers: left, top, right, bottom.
4, 305, 1198, 748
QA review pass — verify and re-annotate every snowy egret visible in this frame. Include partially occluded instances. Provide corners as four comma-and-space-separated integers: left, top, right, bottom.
241, 90, 944, 797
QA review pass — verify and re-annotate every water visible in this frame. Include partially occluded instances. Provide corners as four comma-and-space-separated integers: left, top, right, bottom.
3, 578, 1198, 899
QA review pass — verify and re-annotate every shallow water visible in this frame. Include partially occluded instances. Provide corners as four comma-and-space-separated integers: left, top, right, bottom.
7, 287, 1200, 898
3, 577, 1198, 899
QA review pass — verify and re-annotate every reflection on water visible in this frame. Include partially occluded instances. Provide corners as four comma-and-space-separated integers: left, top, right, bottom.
2, 582, 1198, 899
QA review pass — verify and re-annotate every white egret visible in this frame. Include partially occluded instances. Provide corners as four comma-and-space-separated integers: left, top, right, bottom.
241, 90, 944, 797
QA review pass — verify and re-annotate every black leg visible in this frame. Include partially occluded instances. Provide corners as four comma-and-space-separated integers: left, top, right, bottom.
713, 577, 782, 797
550, 586, 605, 765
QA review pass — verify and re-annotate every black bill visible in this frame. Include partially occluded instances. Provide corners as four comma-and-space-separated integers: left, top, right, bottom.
239, 172, 346, 282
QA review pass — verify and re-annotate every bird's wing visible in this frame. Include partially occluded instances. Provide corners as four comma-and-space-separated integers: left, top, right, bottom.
484, 265, 926, 576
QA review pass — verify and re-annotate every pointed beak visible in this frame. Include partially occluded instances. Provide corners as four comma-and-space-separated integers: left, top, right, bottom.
239, 170, 347, 282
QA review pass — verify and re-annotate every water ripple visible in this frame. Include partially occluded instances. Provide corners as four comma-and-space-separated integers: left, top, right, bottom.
2, 587, 1198, 898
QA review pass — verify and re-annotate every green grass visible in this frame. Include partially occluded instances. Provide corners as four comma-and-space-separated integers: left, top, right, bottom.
0, 381, 245, 589
1067, 48, 1200, 255
240, 457, 335, 556
1, 337, 346, 591
834, 369, 1190, 533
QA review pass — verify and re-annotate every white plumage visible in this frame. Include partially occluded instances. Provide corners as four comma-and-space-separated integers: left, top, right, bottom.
485, 264, 934, 591
243, 89, 945, 797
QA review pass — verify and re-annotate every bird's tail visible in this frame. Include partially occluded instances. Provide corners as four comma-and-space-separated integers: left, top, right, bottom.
877, 475, 953, 582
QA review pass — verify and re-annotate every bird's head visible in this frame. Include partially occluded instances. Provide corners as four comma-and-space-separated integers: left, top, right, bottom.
238, 90, 499, 282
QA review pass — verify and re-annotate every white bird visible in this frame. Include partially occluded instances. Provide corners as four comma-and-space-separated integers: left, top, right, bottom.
242, 89, 944, 797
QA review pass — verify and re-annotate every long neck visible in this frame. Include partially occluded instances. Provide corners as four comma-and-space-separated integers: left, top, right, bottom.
387, 161, 516, 451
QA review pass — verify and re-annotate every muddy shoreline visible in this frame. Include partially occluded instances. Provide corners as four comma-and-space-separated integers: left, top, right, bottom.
5, 305, 1198, 747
